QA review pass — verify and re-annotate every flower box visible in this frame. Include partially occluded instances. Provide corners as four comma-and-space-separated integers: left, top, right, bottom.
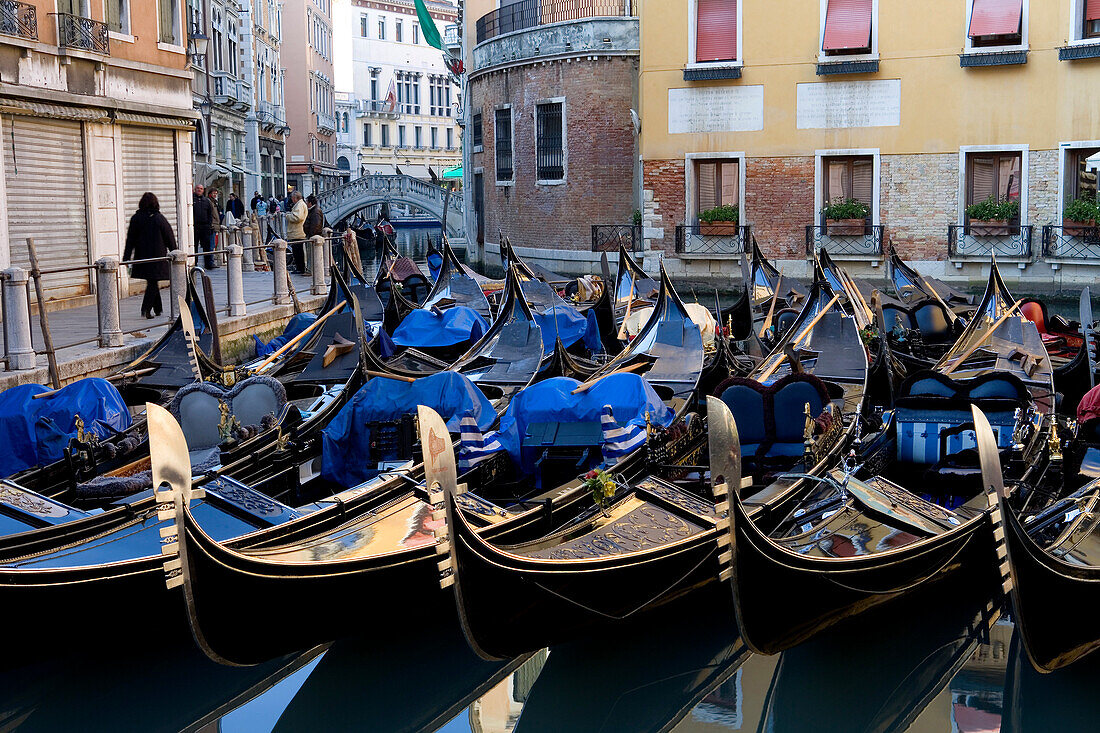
1064, 219, 1098, 236
699, 221, 740, 236
826, 218, 867, 236
970, 220, 1010, 237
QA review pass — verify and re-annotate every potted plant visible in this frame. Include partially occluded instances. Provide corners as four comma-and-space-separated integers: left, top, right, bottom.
965, 196, 1020, 236
698, 204, 739, 236
822, 198, 870, 236
1063, 196, 1100, 236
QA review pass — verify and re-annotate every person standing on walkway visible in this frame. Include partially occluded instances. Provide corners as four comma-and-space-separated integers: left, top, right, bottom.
207, 189, 223, 268
193, 184, 217, 270
226, 192, 245, 220
124, 192, 175, 320
250, 192, 262, 215
302, 194, 326, 277
285, 190, 308, 274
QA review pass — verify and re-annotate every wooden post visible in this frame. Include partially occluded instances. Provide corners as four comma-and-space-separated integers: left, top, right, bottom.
26, 238, 60, 388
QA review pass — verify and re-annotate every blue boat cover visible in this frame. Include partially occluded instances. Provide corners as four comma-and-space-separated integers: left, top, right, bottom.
427, 251, 444, 281
0, 378, 132, 477
253, 312, 318, 357
321, 371, 495, 486
392, 306, 488, 348
494, 373, 673, 471
533, 305, 594, 352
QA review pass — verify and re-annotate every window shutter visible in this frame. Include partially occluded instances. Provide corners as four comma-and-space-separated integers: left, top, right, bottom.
159, 0, 175, 43
970, 157, 995, 204
107, 0, 121, 32
719, 162, 739, 206
822, 0, 873, 51
697, 162, 718, 212
826, 161, 848, 202
852, 159, 873, 205
1087, 0, 1100, 21
968, 0, 1022, 38
696, 0, 737, 63
998, 155, 1021, 201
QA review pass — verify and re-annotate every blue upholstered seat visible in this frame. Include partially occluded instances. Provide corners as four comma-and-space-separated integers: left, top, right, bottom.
719, 382, 768, 456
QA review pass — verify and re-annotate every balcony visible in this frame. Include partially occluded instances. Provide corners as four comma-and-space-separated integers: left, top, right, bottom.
475, 0, 633, 44
0, 1, 37, 41
257, 100, 287, 131
675, 224, 750, 258
1042, 224, 1100, 261
359, 99, 399, 120
316, 111, 337, 135
444, 23, 461, 54
54, 12, 109, 55
591, 224, 642, 252
805, 224, 885, 260
948, 223, 1035, 261
211, 72, 252, 112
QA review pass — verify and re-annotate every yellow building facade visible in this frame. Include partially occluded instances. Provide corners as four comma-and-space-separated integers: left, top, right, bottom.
639, 0, 1100, 285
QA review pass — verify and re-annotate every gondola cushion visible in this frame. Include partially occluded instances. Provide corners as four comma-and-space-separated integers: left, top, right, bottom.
716, 379, 768, 454
895, 408, 1015, 465
169, 376, 287, 454
912, 303, 953, 342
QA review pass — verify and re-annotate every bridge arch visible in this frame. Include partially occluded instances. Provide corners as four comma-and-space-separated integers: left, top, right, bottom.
317, 174, 465, 239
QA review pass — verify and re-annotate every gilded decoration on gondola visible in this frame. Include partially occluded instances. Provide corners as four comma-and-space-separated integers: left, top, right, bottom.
638, 479, 717, 518
809, 404, 843, 464
217, 401, 240, 443
207, 481, 291, 517
0, 485, 70, 518
863, 476, 961, 526
455, 492, 503, 518
527, 505, 702, 560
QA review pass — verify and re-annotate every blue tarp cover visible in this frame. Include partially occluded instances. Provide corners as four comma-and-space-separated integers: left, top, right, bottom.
392, 306, 488, 348
494, 373, 673, 471
0, 378, 132, 477
533, 305, 593, 352
253, 313, 318, 357
321, 371, 495, 486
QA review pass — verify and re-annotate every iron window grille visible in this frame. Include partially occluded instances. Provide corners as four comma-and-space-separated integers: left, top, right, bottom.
536, 102, 564, 181
0, 1, 37, 41
472, 112, 482, 148
495, 108, 513, 182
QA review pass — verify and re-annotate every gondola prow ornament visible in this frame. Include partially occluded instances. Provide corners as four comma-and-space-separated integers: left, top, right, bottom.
707, 396, 741, 584
147, 402, 203, 589
419, 405, 459, 589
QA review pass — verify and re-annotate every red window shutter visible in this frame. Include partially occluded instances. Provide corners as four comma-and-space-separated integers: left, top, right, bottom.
696, 0, 738, 63
822, 0, 873, 51
968, 0, 1022, 37
1087, 0, 1100, 22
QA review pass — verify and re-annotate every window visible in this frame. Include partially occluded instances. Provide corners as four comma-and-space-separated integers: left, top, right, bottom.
1066, 147, 1100, 209
107, 0, 130, 34
370, 74, 378, 101
398, 125, 406, 147
378, 18, 385, 39
360, 14, 368, 37
430, 127, 438, 148
694, 0, 738, 64
413, 23, 420, 44
967, 0, 1023, 48
363, 123, 372, 146
822, 155, 872, 219
446, 127, 453, 149
381, 124, 390, 147
415, 126, 422, 149
695, 159, 740, 217
445, 86, 451, 116
822, 0, 873, 56
966, 151, 1022, 222
1086, 0, 1100, 38
495, 107, 513, 183
472, 111, 483, 150
158, 0, 180, 45
536, 101, 565, 182
396, 19, 402, 42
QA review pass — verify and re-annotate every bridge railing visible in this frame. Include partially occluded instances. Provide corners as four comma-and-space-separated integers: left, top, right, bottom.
317, 175, 465, 227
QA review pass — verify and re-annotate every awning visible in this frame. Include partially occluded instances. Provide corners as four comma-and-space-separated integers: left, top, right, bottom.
0, 100, 108, 122
114, 111, 196, 129
695, 0, 738, 63
400, 164, 431, 180
822, 0, 872, 51
442, 166, 463, 179
968, 0, 1022, 37
363, 163, 396, 176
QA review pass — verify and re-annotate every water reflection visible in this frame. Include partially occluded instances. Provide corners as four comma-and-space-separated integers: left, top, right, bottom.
350, 225, 442, 278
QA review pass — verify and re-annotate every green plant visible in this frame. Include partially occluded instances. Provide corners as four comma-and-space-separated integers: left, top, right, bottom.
698, 204, 739, 224
821, 198, 870, 220
1063, 196, 1100, 223
632, 209, 643, 226
583, 468, 617, 509
965, 196, 1020, 222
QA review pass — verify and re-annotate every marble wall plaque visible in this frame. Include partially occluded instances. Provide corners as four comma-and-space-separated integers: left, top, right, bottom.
668, 85, 765, 134
796, 79, 901, 129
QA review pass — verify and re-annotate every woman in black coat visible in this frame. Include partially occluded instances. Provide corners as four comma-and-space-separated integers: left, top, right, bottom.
123, 192, 175, 319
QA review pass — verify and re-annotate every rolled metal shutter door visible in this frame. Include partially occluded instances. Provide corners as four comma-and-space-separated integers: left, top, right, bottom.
121, 126, 179, 241
4, 116, 90, 298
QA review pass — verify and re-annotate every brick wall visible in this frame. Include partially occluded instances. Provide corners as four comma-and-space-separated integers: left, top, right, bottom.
470, 56, 637, 252
880, 153, 959, 260
641, 159, 685, 252
745, 157, 814, 259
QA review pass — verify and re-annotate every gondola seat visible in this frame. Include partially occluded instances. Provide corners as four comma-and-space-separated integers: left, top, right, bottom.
774, 309, 799, 338
713, 373, 831, 463
715, 378, 768, 457
881, 305, 915, 333
170, 376, 287, 469
1021, 300, 1070, 350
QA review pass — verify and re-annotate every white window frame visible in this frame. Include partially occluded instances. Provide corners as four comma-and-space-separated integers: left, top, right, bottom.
686, 0, 743, 72
957, 144, 1030, 225
817, 0, 879, 63
963, 0, 1029, 55
494, 103, 514, 187
1057, 140, 1100, 224
157, 0, 185, 53
534, 97, 567, 186
1068, 0, 1100, 45
685, 151, 747, 225
105, 0, 132, 40
814, 148, 880, 226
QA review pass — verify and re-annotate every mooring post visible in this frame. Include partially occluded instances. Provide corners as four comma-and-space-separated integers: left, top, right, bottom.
240, 224, 255, 272
322, 227, 333, 272
272, 239, 290, 305
169, 250, 187, 320
95, 257, 124, 347
2, 267, 35, 370
310, 235, 327, 296
227, 244, 246, 317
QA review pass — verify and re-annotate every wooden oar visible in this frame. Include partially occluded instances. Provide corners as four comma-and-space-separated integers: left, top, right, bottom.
570, 361, 647, 394
255, 300, 346, 373
26, 238, 60, 389
31, 366, 157, 399
941, 299, 1023, 376
758, 295, 841, 382
760, 274, 782, 335
365, 370, 416, 383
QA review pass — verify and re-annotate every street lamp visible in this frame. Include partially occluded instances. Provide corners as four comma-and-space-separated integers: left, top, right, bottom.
196, 97, 213, 117
187, 29, 209, 63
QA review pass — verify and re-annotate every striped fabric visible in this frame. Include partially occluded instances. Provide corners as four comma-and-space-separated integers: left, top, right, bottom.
600, 405, 648, 463
895, 411, 1010, 465
1087, 0, 1100, 21
458, 413, 504, 471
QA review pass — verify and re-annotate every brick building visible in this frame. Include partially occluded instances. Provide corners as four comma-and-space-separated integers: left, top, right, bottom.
641, 0, 1100, 288
464, 0, 639, 268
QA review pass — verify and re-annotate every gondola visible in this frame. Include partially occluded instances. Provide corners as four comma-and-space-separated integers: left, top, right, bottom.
726, 259, 1057, 656
745, 238, 806, 339
161, 264, 707, 664
375, 238, 431, 308
888, 250, 976, 311
1001, 620, 1100, 731
612, 242, 659, 323
439, 274, 870, 660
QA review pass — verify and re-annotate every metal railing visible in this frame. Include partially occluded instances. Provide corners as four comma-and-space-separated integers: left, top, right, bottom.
476, 0, 632, 44
54, 12, 109, 54
805, 224, 884, 258
0, 1, 37, 41
948, 224, 1034, 260
675, 224, 750, 256
591, 224, 641, 252
1042, 224, 1100, 260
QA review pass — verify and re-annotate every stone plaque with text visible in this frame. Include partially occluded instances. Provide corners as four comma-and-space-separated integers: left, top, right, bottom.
796, 79, 901, 129
668, 85, 765, 134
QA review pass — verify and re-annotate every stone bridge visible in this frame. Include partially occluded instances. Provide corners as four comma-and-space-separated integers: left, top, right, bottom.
317, 174, 465, 239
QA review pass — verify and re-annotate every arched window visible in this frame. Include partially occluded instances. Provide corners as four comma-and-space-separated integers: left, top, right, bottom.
337, 156, 351, 171
193, 118, 207, 155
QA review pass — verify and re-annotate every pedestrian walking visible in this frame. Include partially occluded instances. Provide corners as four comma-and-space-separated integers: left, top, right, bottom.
124, 192, 175, 320
193, 184, 217, 270
226, 192, 245, 220
250, 192, 262, 214
285, 190, 308, 274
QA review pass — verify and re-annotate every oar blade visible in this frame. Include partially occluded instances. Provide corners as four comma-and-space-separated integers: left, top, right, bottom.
707, 395, 742, 497
971, 404, 1005, 500
1081, 287, 1095, 390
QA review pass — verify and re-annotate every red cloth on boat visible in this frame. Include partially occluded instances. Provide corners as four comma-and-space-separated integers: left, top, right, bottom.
1077, 384, 1100, 423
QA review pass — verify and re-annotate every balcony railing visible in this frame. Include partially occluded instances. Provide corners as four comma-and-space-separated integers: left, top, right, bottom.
444, 23, 461, 49
1042, 224, 1100, 260
591, 224, 641, 252
0, 1, 37, 41
948, 223, 1034, 260
675, 224, 750, 257
805, 224, 885, 259
257, 100, 287, 129
316, 111, 337, 134
476, 0, 632, 44
54, 12, 109, 54
360, 99, 400, 119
